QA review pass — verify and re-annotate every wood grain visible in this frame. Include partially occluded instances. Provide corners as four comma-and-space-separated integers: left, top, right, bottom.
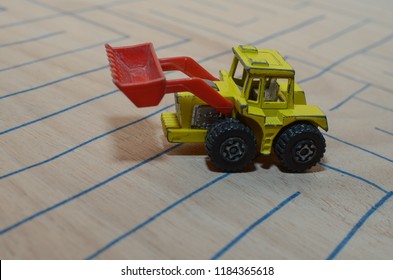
0, 0, 392, 259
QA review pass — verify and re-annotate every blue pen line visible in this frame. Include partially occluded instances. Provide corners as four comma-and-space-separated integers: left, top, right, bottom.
0, 15, 325, 178
150, 9, 243, 41
0, 143, 182, 235
0, 13, 323, 240
86, 173, 231, 260
375, 127, 393, 137
102, 8, 187, 40
0, 89, 118, 136
320, 163, 388, 194
292, 1, 311, 10
287, 55, 392, 94
29, 0, 128, 37
94, 0, 144, 10
0, 14, 324, 172
0, 13, 63, 29
0, 36, 127, 73
235, 16, 259, 27
251, 15, 325, 45
191, 0, 226, 10
299, 32, 393, 84
327, 192, 393, 259
0, 22, 188, 101
70, 12, 128, 37
0, 38, 188, 135
366, 52, 393, 63
199, 15, 325, 63
0, 39, 187, 178
0, 11, 316, 160
0, 41, 189, 166
67, 0, 143, 14
0, 1, 140, 29
211, 191, 301, 260
329, 84, 371, 111
309, 19, 371, 49
0, 65, 108, 99
158, 38, 191, 50
0, 104, 174, 180
291, 54, 368, 85
0, 31, 65, 49
323, 133, 393, 164
354, 97, 393, 112
177, 5, 258, 27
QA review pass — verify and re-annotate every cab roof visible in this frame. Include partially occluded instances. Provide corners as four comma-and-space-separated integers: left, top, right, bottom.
233, 45, 294, 77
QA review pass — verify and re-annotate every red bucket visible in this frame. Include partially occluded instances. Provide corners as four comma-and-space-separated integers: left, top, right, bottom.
105, 43, 166, 107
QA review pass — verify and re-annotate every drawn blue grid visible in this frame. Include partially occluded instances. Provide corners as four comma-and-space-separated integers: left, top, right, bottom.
320, 163, 389, 194
28, 0, 128, 37
0, 89, 118, 136
150, 10, 248, 41
329, 84, 371, 111
177, 5, 258, 27
366, 52, 393, 63
299, 32, 393, 84
0, 40, 188, 135
0, 7, 190, 135
0, 11, 331, 260
0, 1, 130, 75
354, 97, 393, 112
0, 0, 391, 260
86, 173, 231, 259
327, 192, 393, 260
375, 127, 393, 137
0, 104, 174, 180
211, 191, 301, 259
191, 0, 226, 11
0, 65, 108, 100
287, 49, 392, 113
0, 30, 65, 49
102, 8, 188, 41
0, 16, 328, 254
309, 18, 371, 49
0, 13, 63, 29
31, 0, 141, 14
292, 1, 311, 10
321, 162, 392, 259
0, 143, 183, 235
0, 14, 324, 180
323, 133, 393, 164
0, 36, 127, 73
288, 55, 392, 94
385, 71, 393, 77
0, 0, 139, 30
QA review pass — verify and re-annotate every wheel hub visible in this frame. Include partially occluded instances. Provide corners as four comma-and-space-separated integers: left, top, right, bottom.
294, 140, 316, 163
221, 137, 246, 162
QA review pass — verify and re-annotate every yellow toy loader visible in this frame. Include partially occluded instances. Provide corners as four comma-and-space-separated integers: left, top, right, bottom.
106, 43, 328, 172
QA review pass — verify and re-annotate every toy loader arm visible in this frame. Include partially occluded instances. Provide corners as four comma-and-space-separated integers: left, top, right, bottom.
158, 56, 218, 81
105, 43, 233, 114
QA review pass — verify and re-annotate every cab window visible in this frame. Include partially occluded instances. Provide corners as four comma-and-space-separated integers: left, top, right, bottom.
263, 77, 289, 103
248, 78, 261, 102
230, 58, 246, 88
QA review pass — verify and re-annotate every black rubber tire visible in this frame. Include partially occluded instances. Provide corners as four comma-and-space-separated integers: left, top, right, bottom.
206, 119, 257, 172
275, 123, 326, 172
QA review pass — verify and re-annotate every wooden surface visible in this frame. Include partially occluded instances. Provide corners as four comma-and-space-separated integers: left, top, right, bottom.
0, 0, 392, 260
